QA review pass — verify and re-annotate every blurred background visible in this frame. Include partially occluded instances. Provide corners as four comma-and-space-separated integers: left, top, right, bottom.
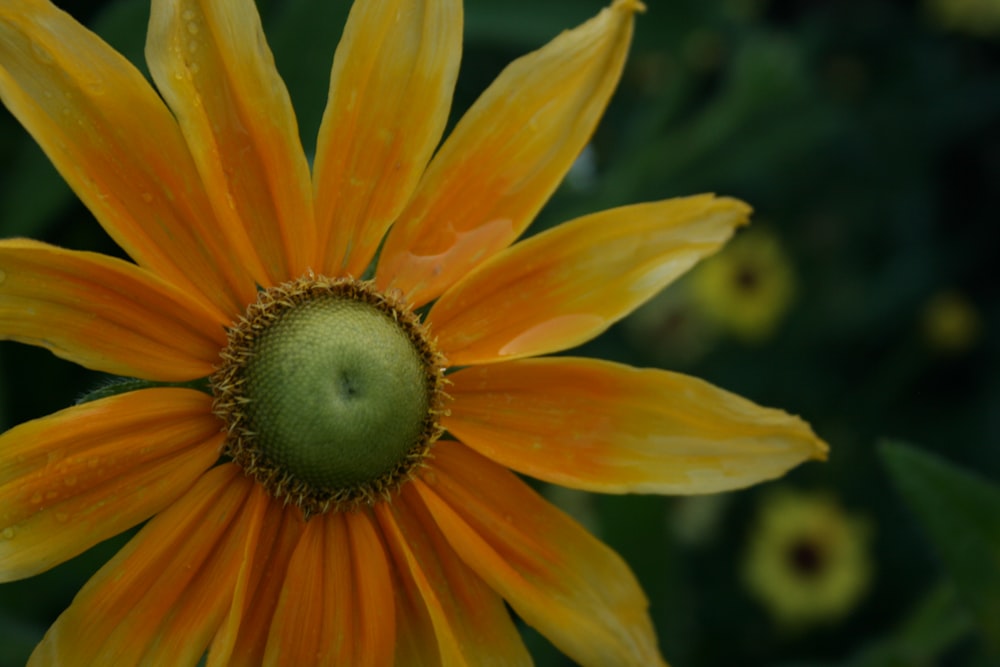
1, 0, 998, 665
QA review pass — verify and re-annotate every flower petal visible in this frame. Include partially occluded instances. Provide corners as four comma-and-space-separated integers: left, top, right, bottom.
208, 500, 304, 667
147, 0, 315, 283
375, 488, 531, 666
428, 195, 750, 365
0, 0, 257, 315
263, 510, 394, 667
313, 0, 462, 278
376, 0, 643, 306
0, 388, 221, 583
0, 239, 227, 381
445, 357, 829, 494
415, 441, 666, 667
29, 465, 256, 667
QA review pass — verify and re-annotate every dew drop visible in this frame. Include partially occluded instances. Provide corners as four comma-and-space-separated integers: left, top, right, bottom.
30, 492, 42, 504
140, 192, 154, 204
30, 42, 54, 65
55, 512, 70, 523
1, 527, 14, 540
85, 78, 106, 95
0, 269, 7, 285
187, 21, 199, 36
87, 457, 100, 469
181, 8, 195, 20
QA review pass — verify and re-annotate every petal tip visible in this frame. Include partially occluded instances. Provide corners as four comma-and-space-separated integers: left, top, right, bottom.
613, 0, 648, 15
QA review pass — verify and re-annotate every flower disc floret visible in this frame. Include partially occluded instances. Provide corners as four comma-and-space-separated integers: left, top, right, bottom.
211, 276, 447, 517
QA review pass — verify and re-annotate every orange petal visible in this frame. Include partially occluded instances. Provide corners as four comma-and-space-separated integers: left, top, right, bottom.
376, 0, 643, 306
29, 465, 257, 667
208, 499, 304, 667
313, 0, 462, 277
262, 510, 394, 667
416, 442, 666, 667
0, 388, 221, 583
375, 488, 531, 666
428, 194, 750, 365
446, 357, 829, 494
0, 0, 257, 315
0, 239, 227, 381
146, 0, 315, 283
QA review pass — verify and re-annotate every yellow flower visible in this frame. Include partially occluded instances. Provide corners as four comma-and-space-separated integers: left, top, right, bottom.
743, 489, 873, 628
690, 227, 797, 343
926, 0, 1000, 36
0, 0, 828, 664
921, 289, 983, 354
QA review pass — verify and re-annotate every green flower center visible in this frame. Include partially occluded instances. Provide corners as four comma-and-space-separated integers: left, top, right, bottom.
212, 277, 446, 517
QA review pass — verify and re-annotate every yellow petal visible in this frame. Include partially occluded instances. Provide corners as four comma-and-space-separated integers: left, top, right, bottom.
262, 510, 394, 667
0, 239, 227, 381
446, 357, 828, 493
416, 442, 666, 667
29, 465, 255, 667
376, 0, 643, 306
146, 0, 315, 283
0, 0, 257, 315
313, 0, 462, 278
0, 389, 221, 583
375, 489, 531, 666
428, 194, 750, 365
208, 500, 304, 667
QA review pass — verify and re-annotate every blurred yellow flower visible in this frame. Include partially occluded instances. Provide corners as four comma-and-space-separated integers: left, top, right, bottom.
690, 228, 796, 343
927, 0, 1000, 36
744, 489, 873, 627
921, 289, 983, 354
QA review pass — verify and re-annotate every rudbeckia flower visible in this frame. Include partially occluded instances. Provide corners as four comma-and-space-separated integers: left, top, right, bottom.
0, 0, 828, 664
743, 489, 873, 627
690, 227, 796, 343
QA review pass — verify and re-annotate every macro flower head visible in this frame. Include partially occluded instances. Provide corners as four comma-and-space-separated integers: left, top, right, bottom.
0, 0, 829, 664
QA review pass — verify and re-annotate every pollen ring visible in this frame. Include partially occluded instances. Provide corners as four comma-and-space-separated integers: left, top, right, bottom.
210, 275, 447, 518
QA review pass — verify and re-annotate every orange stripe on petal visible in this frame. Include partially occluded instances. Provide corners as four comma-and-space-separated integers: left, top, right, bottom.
0, 0, 257, 316
313, 0, 462, 277
0, 388, 221, 583
376, 0, 642, 306
428, 195, 750, 365
0, 239, 227, 381
446, 358, 829, 494
29, 465, 254, 667
375, 490, 531, 666
147, 0, 315, 283
262, 510, 393, 667
209, 499, 304, 667
416, 442, 667, 667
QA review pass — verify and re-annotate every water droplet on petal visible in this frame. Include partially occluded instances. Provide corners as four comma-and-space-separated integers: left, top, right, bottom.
55, 512, 69, 523
30, 492, 43, 504
64, 475, 78, 487
30, 42, 54, 64
0, 269, 7, 285
1, 527, 14, 540
140, 192, 154, 204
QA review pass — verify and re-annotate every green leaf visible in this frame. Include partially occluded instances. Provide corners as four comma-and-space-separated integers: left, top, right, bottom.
880, 440, 1000, 655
